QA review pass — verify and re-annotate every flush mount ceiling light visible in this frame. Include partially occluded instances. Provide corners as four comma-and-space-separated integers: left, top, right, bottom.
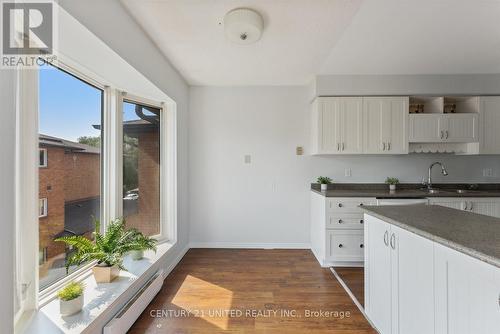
224, 8, 264, 45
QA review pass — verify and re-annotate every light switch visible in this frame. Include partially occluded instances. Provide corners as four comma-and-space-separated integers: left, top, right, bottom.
345, 168, 352, 177
244, 155, 251, 164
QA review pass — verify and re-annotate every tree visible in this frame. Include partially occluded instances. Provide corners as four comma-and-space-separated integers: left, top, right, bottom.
78, 136, 101, 148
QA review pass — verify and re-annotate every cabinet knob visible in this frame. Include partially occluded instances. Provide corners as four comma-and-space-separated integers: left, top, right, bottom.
359, 203, 364, 206
338, 203, 343, 208
360, 244, 364, 248
360, 219, 364, 224
338, 244, 343, 248
338, 219, 343, 224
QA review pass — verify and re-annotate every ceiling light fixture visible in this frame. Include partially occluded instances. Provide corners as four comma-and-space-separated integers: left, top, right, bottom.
224, 8, 264, 45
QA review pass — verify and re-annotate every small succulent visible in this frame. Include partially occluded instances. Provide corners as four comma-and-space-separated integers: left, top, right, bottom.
385, 177, 400, 185
317, 176, 333, 185
57, 281, 85, 301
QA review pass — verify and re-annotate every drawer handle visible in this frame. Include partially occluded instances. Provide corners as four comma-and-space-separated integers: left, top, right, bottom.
390, 233, 396, 250
384, 231, 389, 246
338, 244, 343, 248
360, 244, 364, 248
360, 219, 364, 224
338, 219, 343, 224
338, 203, 343, 208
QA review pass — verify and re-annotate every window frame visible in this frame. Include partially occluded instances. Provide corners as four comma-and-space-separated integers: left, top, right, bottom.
14, 60, 178, 309
38, 198, 47, 218
38, 148, 47, 168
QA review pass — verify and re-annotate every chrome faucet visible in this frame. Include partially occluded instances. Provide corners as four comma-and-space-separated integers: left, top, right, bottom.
426, 162, 449, 190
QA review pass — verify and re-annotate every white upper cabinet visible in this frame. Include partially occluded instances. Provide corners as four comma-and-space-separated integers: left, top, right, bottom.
479, 96, 500, 154
363, 97, 408, 154
409, 113, 478, 143
310, 97, 362, 154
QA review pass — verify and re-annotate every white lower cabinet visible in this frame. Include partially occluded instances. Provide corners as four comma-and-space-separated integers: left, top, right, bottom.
435, 243, 500, 334
429, 197, 500, 218
365, 214, 500, 334
365, 214, 434, 334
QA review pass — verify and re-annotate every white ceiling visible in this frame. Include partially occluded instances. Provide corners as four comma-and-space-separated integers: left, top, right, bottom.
121, 0, 500, 86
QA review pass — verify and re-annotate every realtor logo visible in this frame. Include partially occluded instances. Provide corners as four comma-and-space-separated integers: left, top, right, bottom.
1, 0, 57, 67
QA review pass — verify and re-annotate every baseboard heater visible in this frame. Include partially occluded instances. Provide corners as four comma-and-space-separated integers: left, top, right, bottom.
104, 270, 165, 334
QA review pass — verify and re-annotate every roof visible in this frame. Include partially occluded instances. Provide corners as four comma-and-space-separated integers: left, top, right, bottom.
39, 134, 100, 154
93, 119, 159, 135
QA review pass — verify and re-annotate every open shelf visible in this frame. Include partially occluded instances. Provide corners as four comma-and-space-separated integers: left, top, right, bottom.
409, 96, 479, 114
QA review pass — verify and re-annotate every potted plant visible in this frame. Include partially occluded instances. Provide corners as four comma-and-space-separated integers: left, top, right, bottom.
385, 177, 400, 191
127, 229, 157, 260
56, 218, 138, 283
57, 281, 85, 316
317, 176, 332, 191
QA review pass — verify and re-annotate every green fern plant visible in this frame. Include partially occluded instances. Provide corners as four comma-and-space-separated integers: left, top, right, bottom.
55, 218, 139, 273
127, 229, 157, 252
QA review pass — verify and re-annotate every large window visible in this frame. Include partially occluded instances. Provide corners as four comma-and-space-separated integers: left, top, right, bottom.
122, 101, 161, 236
38, 66, 103, 291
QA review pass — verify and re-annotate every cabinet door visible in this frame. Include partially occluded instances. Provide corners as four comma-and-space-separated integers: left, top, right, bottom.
365, 215, 392, 334
409, 114, 441, 142
442, 114, 478, 143
363, 98, 387, 153
479, 96, 500, 154
339, 98, 363, 154
469, 198, 500, 218
429, 198, 465, 211
392, 225, 435, 334
316, 98, 341, 154
435, 243, 500, 334
384, 97, 408, 154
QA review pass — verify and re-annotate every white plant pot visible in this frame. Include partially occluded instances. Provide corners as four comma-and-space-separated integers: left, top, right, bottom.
131, 250, 144, 260
320, 184, 328, 191
389, 184, 396, 191
60, 295, 83, 316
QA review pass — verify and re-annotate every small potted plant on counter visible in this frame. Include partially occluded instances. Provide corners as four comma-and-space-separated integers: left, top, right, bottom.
385, 177, 400, 191
58, 281, 85, 316
317, 176, 332, 191
128, 229, 158, 260
56, 218, 137, 283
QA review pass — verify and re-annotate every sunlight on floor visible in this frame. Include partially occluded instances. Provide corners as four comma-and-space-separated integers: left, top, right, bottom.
172, 275, 234, 330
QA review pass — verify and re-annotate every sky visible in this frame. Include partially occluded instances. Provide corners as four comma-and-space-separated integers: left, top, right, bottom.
39, 67, 141, 142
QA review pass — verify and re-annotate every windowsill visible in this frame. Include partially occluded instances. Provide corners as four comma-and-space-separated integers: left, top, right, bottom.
20, 241, 175, 334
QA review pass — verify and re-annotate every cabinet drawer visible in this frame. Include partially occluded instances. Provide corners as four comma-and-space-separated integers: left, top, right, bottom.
327, 198, 376, 213
326, 230, 364, 261
327, 214, 365, 229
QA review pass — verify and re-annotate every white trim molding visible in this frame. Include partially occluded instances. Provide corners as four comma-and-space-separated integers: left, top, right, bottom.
189, 242, 311, 249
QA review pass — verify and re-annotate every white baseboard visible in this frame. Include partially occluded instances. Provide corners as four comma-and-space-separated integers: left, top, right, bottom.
189, 242, 311, 249
163, 243, 190, 276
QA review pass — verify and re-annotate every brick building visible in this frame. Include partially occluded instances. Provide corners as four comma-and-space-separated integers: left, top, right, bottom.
38, 134, 100, 280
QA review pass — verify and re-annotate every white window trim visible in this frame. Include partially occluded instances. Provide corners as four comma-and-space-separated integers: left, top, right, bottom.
15, 60, 178, 315
38, 148, 47, 168
38, 198, 47, 218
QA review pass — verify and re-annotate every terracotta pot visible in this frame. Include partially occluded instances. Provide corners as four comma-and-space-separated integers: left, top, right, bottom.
131, 250, 144, 260
92, 265, 119, 283
60, 295, 83, 316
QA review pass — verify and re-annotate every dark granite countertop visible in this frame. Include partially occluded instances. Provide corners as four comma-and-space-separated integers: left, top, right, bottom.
311, 183, 500, 198
361, 204, 500, 268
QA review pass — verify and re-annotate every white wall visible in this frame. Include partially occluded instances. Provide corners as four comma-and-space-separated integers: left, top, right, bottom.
189, 86, 500, 246
0, 70, 16, 334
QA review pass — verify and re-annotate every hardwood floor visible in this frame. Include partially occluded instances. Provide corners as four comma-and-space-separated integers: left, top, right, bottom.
332, 267, 365, 308
129, 249, 375, 333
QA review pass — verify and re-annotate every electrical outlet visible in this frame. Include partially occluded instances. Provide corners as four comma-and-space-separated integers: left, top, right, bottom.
345, 168, 352, 177
483, 168, 493, 177
244, 155, 251, 164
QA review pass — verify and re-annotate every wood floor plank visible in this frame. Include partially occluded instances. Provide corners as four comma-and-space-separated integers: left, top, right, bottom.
129, 249, 376, 334
333, 267, 365, 308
